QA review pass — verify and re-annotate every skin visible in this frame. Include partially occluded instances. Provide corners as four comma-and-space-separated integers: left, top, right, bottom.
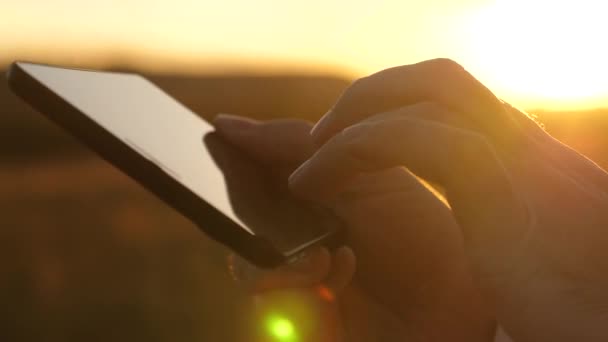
213, 116, 493, 341
214, 59, 608, 341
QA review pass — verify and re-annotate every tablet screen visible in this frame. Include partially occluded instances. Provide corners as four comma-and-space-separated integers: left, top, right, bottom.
17, 63, 334, 256
20, 63, 248, 227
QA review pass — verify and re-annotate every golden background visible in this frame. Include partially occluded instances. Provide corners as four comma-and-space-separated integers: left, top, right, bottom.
1, 0, 607, 340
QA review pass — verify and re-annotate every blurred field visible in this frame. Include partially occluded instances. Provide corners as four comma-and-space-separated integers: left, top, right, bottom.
0, 71, 349, 342
0, 69, 607, 341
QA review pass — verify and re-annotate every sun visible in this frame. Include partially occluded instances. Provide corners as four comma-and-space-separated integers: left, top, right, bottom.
464, 0, 608, 110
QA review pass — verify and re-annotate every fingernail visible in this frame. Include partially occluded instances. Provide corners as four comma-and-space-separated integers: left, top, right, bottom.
310, 110, 333, 140
213, 113, 257, 133
288, 159, 310, 186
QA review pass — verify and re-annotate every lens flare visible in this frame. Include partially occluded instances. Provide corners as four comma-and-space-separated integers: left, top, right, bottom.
317, 285, 335, 302
266, 314, 298, 342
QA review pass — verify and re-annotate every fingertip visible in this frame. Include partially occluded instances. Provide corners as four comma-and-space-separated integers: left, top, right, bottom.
213, 113, 259, 137
246, 247, 333, 294
325, 246, 357, 293
287, 159, 336, 203
288, 159, 311, 194
310, 110, 333, 143
335, 246, 356, 276
304, 247, 332, 281
213, 112, 255, 124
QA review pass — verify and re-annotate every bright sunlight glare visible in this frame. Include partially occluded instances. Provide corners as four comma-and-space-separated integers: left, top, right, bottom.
464, 0, 608, 110
0, 0, 606, 110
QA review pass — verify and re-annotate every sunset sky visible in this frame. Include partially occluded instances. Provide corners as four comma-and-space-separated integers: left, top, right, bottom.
1, 0, 607, 110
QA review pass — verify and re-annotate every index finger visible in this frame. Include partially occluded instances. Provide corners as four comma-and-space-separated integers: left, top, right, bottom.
214, 114, 315, 165
311, 59, 520, 148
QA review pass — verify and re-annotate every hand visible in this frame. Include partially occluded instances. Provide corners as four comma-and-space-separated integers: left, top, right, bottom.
213, 115, 494, 341
289, 58, 608, 341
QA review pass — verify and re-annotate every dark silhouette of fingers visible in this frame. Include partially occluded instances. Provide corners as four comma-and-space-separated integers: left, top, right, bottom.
291, 108, 528, 256
214, 114, 314, 164
311, 59, 518, 148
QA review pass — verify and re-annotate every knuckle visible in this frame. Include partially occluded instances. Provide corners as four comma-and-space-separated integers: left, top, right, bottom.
427, 58, 466, 73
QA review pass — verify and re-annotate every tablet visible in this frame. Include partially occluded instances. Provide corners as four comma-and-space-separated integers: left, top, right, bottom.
7, 62, 344, 268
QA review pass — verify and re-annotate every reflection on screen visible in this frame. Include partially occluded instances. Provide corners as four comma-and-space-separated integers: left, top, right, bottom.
19, 63, 338, 255
20, 63, 250, 232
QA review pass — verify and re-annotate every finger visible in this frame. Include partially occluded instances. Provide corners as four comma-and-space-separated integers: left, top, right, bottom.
323, 246, 356, 294
338, 285, 409, 342
203, 132, 276, 229
293, 105, 457, 196
311, 59, 519, 148
254, 248, 332, 293
356, 101, 473, 134
214, 113, 314, 164
290, 109, 528, 249
294, 106, 513, 205
230, 247, 332, 294
228, 248, 327, 284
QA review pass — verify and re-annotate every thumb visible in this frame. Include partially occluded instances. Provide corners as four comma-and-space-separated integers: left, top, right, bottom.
213, 113, 314, 165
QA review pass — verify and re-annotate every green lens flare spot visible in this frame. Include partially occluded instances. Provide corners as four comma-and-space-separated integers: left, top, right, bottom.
266, 314, 297, 341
